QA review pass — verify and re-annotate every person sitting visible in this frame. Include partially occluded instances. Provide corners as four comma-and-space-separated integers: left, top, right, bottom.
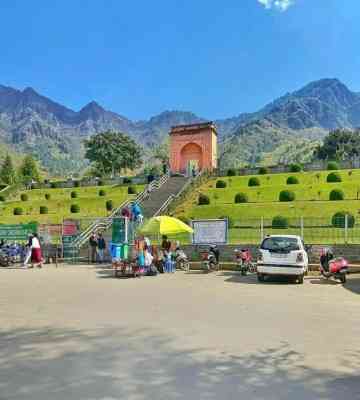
209, 244, 220, 264
161, 235, 171, 252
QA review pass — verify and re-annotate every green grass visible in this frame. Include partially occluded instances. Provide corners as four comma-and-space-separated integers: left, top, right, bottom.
0, 184, 144, 224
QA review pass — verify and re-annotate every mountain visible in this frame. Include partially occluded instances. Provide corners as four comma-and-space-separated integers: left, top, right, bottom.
0, 78, 359, 174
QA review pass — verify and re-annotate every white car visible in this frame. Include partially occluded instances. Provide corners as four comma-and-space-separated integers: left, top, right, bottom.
257, 235, 309, 284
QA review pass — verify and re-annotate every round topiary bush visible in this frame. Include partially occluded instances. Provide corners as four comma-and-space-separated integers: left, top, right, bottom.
106, 200, 113, 211
332, 212, 355, 228
286, 176, 299, 185
234, 192, 248, 203
13, 207, 23, 215
258, 167, 268, 175
39, 206, 48, 214
0, 195, 5, 202
289, 163, 302, 173
227, 168, 236, 177
248, 177, 260, 187
279, 190, 296, 202
20, 193, 28, 201
71, 191, 78, 198
128, 186, 137, 194
198, 193, 210, 205
327, 161, 339, 170
99, 189, 106, 196
97, 179, 104, 186
216, 180, 227, 188
123, 177, 132, 184
327, 172, 342, 183
329, 189, 344, 201
74, 180, 80, 187
70, 204, 80, 213
272, 215, 289, 229
45, 193, 51, 200
50, 182, 59, 188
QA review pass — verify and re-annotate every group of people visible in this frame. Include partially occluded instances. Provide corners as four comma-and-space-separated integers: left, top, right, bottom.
89, 232, 106, 263
121, 202, 143, 224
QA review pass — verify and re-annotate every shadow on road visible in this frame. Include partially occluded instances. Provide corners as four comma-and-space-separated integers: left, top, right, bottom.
343, 276, 360, 295
0, 326, 359, 400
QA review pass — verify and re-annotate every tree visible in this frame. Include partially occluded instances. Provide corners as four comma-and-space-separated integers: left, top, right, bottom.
19, 155, 41, 182
315, 129, 360, 161
152, 139, 170, 164
0, 154, 17, 185
84, 131, 142, 176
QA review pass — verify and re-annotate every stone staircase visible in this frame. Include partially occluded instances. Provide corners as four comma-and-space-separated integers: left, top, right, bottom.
142, 176, 189, 218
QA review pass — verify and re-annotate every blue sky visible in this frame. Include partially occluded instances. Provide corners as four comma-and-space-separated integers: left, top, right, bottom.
1, 0, 360, 120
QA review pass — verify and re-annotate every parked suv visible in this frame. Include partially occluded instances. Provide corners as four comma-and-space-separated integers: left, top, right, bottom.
257, 235, 309, 284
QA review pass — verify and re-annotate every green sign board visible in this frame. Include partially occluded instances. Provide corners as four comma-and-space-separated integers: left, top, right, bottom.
0, 223, 38, 240
112, 218, 126, 244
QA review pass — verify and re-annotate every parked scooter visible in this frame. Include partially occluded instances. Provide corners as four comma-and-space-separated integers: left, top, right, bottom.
0, 250, 10, 267
201, 245, 219, 272
174, 247, 190, 272
234, 248, 256, 276
319, 247, 348, 283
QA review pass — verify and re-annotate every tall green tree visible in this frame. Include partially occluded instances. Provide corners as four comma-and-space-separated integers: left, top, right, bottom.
19, 155, 41, 182
84, 131, 142, 176
316, 129, 360, 161
0, 154, 17, 185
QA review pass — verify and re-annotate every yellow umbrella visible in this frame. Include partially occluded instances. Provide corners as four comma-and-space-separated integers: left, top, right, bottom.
140, 216, 193, 235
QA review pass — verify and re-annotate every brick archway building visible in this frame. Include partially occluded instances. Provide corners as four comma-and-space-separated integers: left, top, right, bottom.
169, 122, 217, 175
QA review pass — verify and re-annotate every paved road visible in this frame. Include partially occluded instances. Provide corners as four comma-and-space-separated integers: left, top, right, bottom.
0, 266, 359, 400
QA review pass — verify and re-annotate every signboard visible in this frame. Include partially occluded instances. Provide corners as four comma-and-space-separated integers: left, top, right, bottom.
39, 224, 62, 244
112, 217, 127, 244
191, 219, 228, 245
63, 219, 79, 236
0, 223, 37, 241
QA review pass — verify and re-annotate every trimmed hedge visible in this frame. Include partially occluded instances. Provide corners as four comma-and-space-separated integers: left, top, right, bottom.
279, 190, 295, 202
327, 172, 342, 183
329, 189, 344, 201
99, 189, 106, 197
128, 186, 137, 194
198, 193, 210, 205
0, 195, 5, 202
123, 177, 132, 184
272, 215, 289, 229
71, 191, 78, 198
248, 177, 260, 187
332, 212, 355, 228
258, 167, 268, 175
286, 176, 299, 185
97, 180, 104, 186
74, 180, 80, 187
234, 193, 248, 203
106, 200, 113, 211
39, 206, 48, 214
216, 180, 227, 188
50, 182, 59, 188
20, 193, 28, 201
45, 193, 51, 200
327, 161, 339, 170
227, 168, 236, 176
289, 163, 302, 173
13, 207, 23, 215
70, 204, 80, 213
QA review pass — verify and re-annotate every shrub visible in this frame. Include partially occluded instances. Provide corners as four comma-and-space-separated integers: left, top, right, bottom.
71, 191, 78, 198
286, 176, 299, 185
279, 190, 295, 202
329, 189, 344, 201
248, 177, 260, 187
0, 195, 5, 202
70, 204, 80, 213
227, 168, 236, 176
20, 193, 28, 201
216, 180, 227, 188
50, 182, 59, 188
272, 215, 289, 229
123, 177, 132, 184
258, 167, 268, 175
106, 200, 113, 211
99, 189, 106, 196
39, 206, 48, 214
332, 212, 355, 228
128, 186, 137, 194
327, 161, 339, 170
13, 207, 23, 215
234, 192, 248, 203
97, 179, 104, 186
327, 172, 342, 183
74, 180, 80, 187
45, 193, 51, 200
289, 163, 302, 173
198, 193, 210, 205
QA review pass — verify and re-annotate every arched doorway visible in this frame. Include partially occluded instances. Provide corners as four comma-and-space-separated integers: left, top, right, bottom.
180, 142, 203, 176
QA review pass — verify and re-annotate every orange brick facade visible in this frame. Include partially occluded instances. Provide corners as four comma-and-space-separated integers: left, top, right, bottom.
169, 122, 217, 175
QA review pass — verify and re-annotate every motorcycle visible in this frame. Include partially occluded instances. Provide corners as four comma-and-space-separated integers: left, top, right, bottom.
174, 248, 190, 272
320, 248, 348, 283
0, 250, 10, 267
234, 248, 256, 276
200, 246, 219, 273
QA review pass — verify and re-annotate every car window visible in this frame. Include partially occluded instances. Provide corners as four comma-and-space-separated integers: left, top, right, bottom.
261, 237, 300, 252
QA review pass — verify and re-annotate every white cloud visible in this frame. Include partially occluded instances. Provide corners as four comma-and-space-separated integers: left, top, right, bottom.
258, 0, 295, 12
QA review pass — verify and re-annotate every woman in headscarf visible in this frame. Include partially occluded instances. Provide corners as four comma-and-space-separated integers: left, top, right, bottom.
30, 233, 43, 268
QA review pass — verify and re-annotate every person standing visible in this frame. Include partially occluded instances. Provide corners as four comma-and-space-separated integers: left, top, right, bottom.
30, 233, 43, 269
89, 233, 98, 263
23, 234, 33, 268
97, 233, 106, 263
